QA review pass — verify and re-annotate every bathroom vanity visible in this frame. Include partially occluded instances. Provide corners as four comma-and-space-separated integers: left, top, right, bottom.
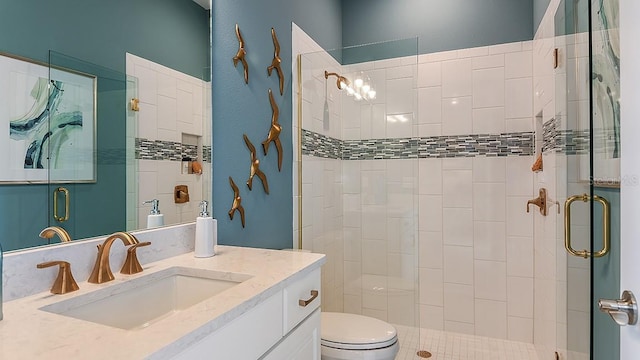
0, 242, 325, 359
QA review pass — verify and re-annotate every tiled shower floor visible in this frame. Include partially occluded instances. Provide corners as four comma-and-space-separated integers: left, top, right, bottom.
394, 325, 539, 360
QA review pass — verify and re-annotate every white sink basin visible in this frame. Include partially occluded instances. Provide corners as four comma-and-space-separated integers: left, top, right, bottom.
40, 266, 252, 330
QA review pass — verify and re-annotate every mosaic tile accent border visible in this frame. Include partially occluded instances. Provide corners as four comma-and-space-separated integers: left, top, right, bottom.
136, 138, 182, 161
182, 144, 198, 160
542, 117, 591, 155
302, 130, 342, 159
135, 138, 208, 161
557, 129, 590, 155
203, 145, 212, 163
302, 129, 534, 160
542, 117, 559, 153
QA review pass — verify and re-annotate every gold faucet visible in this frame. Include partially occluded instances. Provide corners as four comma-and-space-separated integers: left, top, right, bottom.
88, 232, 139, 284
37, 261, 79, 294
526, 188, 548, 216
120, 242, 151, 275
39, 226, 71, 243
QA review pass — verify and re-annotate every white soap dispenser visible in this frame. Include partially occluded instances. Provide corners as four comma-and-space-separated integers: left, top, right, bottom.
195, 200, 216, 258
143, 199, 164, 229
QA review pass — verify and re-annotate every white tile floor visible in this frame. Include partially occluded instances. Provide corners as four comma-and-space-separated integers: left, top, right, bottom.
394, 325, 539, 360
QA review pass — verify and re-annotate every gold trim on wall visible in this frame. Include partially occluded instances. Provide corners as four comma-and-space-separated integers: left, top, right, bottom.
297, 54, 303, 250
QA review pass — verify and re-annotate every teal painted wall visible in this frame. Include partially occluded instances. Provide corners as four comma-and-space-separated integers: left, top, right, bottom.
593, 187, 620, 360
0, 0, 208, 78
535, 0, 553, 34
0, 0, 209, 251
212, 1, 342, 249
555, 0, 590, 37
341, 0, 534, 63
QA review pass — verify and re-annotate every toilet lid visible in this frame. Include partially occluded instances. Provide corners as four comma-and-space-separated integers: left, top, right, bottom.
321, 312, 398, 350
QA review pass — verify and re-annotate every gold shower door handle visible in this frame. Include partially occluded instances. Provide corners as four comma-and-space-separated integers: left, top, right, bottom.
564, 194, 610, 258
53, 187, 70, 222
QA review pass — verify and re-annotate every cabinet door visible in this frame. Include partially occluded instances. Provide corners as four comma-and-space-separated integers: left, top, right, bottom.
172, 292, 283, 360
262, 309, 320, 360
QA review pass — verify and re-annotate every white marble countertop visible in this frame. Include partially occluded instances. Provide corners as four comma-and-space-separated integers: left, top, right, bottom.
0, 245, 325, 359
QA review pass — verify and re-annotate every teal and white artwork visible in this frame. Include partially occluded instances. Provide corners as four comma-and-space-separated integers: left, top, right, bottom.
592, 0, 620, 184
0, 53, 95, 183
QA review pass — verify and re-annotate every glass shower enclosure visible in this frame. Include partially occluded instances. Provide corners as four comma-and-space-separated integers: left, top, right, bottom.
296, 37, 421, 356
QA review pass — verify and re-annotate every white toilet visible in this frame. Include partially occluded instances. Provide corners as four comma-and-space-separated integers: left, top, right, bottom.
320, 312, 399, 360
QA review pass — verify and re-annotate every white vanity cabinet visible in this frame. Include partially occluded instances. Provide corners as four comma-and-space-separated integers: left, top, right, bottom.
261, 268, 321, 360
173, 268, 321, 360
260, 310, 320, 360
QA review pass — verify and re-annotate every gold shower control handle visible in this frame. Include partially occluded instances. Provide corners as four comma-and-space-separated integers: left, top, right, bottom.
564, 194, 610, 258
526, 188, 547, 216
298, 290, 319, 307
53, 187, 70, 222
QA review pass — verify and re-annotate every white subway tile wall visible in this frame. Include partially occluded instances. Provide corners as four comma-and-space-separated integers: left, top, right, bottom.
296, 35, 538, 341
294, 2, 587, 352
126, 53, 210, 230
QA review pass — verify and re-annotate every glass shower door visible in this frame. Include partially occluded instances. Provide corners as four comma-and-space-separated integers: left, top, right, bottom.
555, 0, 620, 359
47, 51, 129, 241
296, 35, 421, 359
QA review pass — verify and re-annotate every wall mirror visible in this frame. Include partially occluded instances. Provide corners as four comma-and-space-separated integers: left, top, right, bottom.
0, 0, 211, 252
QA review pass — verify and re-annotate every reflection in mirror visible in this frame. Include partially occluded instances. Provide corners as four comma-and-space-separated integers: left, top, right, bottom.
0, 0, 211, 252
48, 51, 131, 245
126, 54, 211, 230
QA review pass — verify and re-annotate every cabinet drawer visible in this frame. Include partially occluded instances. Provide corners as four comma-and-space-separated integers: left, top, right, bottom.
261, 309, 320, 360
283, 268, 321, 334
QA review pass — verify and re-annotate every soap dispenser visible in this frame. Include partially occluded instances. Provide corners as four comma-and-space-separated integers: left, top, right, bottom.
195, 200, 216, 258
143, 199, 164, 229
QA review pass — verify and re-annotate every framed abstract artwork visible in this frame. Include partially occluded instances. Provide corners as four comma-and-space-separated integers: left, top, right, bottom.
591, 0, 620, 187
0, 52, 96, 184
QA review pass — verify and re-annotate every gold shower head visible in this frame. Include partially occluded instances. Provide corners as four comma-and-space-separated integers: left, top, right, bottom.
324, 70, 350, 90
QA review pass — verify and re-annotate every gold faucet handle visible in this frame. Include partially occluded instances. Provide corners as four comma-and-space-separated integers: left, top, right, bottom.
120, 241, 151, 275
36, 261, 79, 294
